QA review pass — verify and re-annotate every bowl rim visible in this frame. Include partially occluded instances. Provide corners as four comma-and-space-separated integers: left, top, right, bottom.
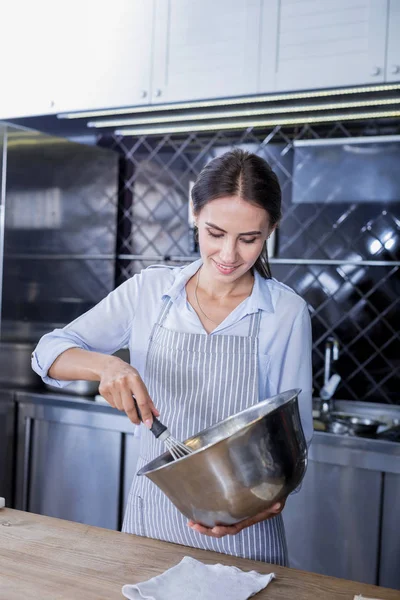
137, 387, 302, 476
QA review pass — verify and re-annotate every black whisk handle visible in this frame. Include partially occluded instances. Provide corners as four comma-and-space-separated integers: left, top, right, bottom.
133, 397, 167, 439
149, 417, 168, 438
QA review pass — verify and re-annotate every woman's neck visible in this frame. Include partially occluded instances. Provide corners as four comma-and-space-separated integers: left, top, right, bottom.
197, 265, 254, 300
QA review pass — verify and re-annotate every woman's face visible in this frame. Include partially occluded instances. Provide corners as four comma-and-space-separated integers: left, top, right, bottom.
195, 196, 272, 282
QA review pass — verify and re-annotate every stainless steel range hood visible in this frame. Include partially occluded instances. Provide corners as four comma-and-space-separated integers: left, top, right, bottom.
292, 135, 400, 204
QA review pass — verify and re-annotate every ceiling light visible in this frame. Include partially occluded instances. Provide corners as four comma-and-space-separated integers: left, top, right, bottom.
384, 238, 395, 250
114, 110, 400, 136
370, 240, 382, 254
57, 83, 400, 120
294, 134, 400, 146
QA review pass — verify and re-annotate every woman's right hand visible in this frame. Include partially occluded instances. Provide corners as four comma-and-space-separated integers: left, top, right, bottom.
99, 356, 159, 426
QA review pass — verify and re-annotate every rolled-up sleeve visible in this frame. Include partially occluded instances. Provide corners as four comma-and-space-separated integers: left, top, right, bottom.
32, 276, 139, 387
276, 303, 313, 447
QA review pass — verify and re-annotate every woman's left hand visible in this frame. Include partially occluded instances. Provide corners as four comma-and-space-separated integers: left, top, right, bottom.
187, 498, 287, 538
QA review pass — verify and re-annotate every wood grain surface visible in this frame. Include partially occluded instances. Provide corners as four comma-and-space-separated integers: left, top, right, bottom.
0, 509, 399, 599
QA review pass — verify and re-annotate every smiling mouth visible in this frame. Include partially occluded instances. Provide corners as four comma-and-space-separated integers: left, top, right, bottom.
214, 261, 240, 273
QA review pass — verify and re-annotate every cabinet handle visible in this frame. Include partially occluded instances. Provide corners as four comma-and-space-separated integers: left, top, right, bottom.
155, 89, 162, 98
140, 90, 148, 99
370, 66, 381, 76
390, 65, 400, 75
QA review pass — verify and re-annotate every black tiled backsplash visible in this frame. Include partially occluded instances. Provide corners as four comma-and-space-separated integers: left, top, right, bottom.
98, 123, 400, 404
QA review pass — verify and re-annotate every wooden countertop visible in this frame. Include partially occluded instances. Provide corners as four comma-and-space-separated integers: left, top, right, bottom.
0, 509, 398, 600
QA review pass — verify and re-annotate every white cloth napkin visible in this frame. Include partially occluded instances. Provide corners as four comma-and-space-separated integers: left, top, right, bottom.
122, 556, 275, 600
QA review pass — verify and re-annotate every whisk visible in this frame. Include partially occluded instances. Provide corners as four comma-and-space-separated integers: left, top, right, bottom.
133, 399, 193, 460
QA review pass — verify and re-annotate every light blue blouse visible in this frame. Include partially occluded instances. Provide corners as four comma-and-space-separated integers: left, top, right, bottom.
32, 259, 313, 444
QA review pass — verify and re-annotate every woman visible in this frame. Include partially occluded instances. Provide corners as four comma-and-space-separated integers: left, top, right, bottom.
32, 149, 312, 565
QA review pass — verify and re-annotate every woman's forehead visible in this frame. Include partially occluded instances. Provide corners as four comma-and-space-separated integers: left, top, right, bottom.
198, 196, 270, 228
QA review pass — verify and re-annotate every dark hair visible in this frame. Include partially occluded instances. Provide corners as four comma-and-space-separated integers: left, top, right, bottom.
191, 148, 282, 279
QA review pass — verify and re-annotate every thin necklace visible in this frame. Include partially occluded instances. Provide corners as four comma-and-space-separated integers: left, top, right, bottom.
194, 269, 219, 325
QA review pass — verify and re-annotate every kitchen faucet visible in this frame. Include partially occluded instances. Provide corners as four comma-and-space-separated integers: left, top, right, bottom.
320, 336, 341, 414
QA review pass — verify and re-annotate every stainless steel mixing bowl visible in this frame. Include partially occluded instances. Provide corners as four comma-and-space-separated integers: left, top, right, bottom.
138, 388, 307, 527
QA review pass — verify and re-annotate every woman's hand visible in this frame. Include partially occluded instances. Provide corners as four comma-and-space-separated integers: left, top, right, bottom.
99, 356, 159, 426
187, 499, 286, 538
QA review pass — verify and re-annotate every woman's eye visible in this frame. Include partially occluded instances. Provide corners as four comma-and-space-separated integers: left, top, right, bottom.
241, 238, 257, 244
207, 231, 224, 239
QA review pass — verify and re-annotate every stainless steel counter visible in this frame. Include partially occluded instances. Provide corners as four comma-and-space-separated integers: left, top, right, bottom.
309, 429, 400, 473
284, 412, 400, 589
14, 389, 133, 429
11, 389, 400, 471
3, 389, 140, 532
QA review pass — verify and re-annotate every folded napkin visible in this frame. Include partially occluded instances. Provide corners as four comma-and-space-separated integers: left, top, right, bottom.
354, 596, 383, 600
122, 556, 275, 600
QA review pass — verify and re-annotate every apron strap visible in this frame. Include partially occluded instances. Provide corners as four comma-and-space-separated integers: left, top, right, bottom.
248, 310, 261, 339
148, 296, 173, 343
158, 296, 173, 326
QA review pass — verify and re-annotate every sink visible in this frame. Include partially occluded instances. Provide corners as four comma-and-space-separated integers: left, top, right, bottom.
333, 400, 399, 427
312, 399, 400, 437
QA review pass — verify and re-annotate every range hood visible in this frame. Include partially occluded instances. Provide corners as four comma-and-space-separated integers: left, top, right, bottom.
292, 135, 400, 204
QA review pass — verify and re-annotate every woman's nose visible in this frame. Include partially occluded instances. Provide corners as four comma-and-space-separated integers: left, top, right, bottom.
219, 240, 237, 264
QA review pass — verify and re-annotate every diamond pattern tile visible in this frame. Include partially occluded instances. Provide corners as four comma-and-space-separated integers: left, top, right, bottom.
98, 122, 400, 404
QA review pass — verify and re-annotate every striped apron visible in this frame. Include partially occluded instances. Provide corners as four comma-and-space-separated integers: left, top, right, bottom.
123, 298, 288, 565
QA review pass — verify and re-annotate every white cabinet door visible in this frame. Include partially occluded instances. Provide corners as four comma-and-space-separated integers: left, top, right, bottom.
55, 0, 154, 114
272, 0, 388, 92
386, 0, 400, 82
258, 0, 280, 94
0, 1, 59, 119
152, 0, 261, 104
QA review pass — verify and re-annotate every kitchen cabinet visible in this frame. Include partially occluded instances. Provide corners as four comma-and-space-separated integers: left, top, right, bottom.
15, 394, 141, 530
0, 391, 16, 505
151, 0, 266, 104
385, 0, 400, 82
0, 0, 154, 119
265, 0, 388, 92
55, 0, 155, 114
0, 1, 60, 119
283, 460, 381, 584
1, 0, 399, 120
379, 473, 400, 589
283, 431, 400, 587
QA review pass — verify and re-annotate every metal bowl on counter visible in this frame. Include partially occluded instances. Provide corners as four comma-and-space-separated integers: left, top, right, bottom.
0, 341, 43, 389
326, 412, 383, 437
138, 388, 307, 528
